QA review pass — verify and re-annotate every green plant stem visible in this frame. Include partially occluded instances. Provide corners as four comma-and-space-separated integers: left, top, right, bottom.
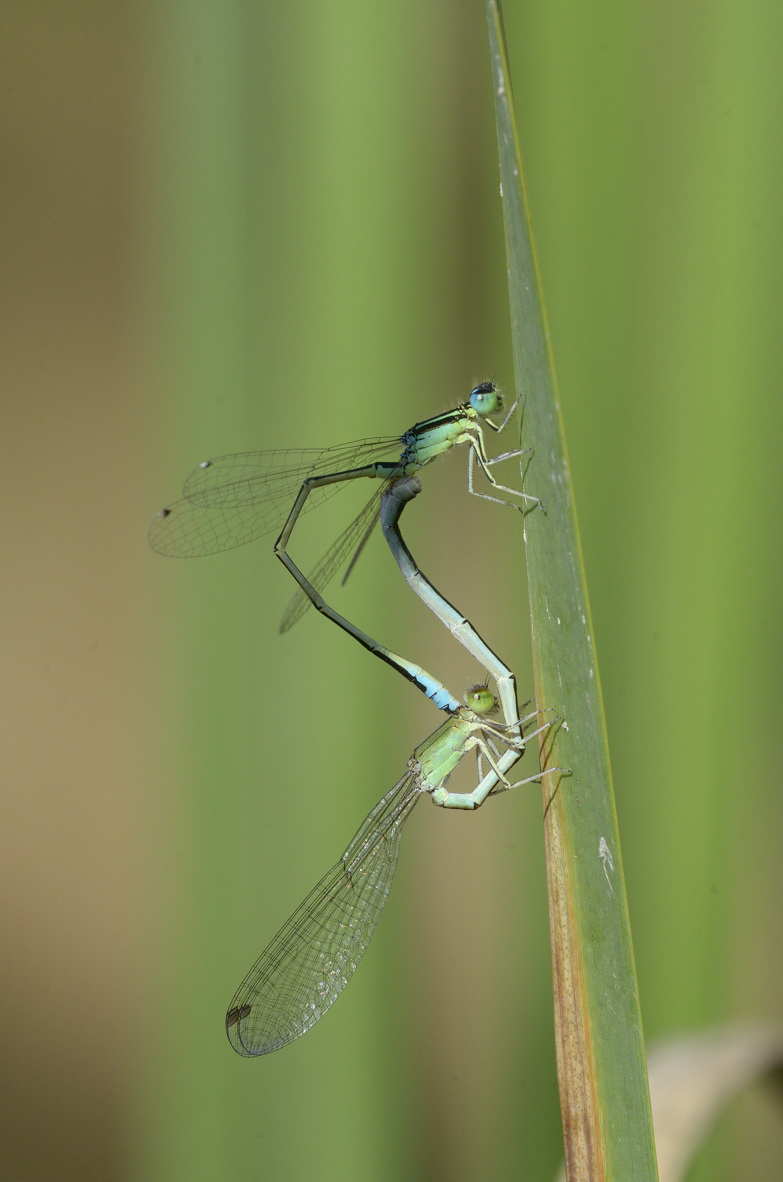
484, 4, 658, 1178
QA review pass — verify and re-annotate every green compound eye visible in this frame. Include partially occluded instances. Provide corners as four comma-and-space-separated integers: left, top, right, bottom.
465, 685, 497, 715
468, 381, 502, 417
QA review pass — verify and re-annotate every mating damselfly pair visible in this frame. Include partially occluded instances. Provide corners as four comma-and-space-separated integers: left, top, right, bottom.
150, 382, 564, 1055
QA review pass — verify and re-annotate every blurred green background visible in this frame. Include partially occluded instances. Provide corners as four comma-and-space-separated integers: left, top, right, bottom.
2, 1, 782, 1179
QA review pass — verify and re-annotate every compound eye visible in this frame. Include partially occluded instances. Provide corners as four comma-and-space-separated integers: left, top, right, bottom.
468, 381, 501, 416
465, 685, 497, 715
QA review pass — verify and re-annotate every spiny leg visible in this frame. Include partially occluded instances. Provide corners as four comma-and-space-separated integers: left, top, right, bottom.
467, 441, 544, 513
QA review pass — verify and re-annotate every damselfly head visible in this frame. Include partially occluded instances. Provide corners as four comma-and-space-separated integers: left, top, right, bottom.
464, 684, 498, 715
468, 380, 502, 417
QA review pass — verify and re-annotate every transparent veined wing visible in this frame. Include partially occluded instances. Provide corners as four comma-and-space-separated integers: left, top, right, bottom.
148, 436, 399, 557
278, 484, 386, 633
182, 438, 397, 507
226, 772, 422, 1056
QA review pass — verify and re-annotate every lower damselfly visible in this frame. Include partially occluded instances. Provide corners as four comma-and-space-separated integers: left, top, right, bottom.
226, 688, 560, 1056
